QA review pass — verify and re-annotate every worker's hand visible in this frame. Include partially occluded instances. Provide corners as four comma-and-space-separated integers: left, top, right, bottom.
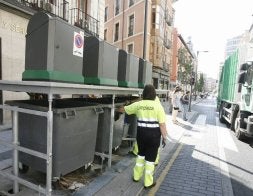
162, 138, 166, 148
117, 106, 125, 113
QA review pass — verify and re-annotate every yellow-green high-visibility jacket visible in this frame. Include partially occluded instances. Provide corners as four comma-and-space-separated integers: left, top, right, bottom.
124, 100, 166, 128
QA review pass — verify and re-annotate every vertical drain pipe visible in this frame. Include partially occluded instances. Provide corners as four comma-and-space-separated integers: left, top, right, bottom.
143, 0, 148, 60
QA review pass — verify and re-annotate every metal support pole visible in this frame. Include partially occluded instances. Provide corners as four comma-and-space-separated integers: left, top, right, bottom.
12, 110, 19, 194
188, 83, 193, 112
108, 94, 115, 168
194, 50, 208, 100
46, 94, 53, 196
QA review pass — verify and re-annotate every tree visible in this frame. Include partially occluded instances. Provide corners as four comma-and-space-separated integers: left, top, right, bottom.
177, 48, 193, 87
197, 73, 205, 92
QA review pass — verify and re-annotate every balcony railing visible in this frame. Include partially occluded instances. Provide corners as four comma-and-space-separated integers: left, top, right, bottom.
164, 9, 173, 26
163, 62, 169, 71
14, 1, 99, 37
164, 39, 172, 49
165, 14, 173, 26
128, 26, 133, 37
17, 0, 69, 21
69, 8, 99, 37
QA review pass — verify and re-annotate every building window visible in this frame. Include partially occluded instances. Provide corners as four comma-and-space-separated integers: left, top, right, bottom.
104, 7, 108, 22
128, 14, 134, 37
115, 0, 120, 15
129, 0, 135, 7
104, 29, 107, 41
127, 44, 133, 53
114, 23, 119, 42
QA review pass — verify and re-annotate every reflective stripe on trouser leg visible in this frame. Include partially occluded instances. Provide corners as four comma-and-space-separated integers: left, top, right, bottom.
133, 155, 145, 181
144, 161, 155, 187
155, 148, 160, 165
132, 141, 138, 156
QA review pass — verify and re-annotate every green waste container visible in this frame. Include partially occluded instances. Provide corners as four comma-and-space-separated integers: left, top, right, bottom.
83, 36, 118, 86
23, 12, 87, 83
118, 50, 139, 88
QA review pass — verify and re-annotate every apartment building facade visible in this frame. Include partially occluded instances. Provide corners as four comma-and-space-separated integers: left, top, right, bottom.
104, 0, 174, 89
170, 27, 178, 87
0, 0, 104, 124
225, 35, 242, 59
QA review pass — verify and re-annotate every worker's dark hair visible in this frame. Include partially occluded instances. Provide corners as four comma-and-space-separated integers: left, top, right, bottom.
142, 84, 156, 100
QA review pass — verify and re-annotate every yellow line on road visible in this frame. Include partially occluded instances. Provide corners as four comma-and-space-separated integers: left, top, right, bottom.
147, 143, 184, 196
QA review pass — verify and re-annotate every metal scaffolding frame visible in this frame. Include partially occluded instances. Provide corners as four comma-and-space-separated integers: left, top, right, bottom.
0, 80, 168, 196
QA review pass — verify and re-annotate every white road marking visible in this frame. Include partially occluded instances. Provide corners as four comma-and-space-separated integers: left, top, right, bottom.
216, 117, 235, 196
217, 119, 238, 152
195, 114, 206, 126
182, 115, 207, 143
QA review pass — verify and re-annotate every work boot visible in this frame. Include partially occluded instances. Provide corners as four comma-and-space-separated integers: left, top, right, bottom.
144, 181, 156, 189
144, 161, 155, 187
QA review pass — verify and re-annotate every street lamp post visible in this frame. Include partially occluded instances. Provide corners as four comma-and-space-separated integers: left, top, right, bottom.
194, 50, 209, 100
188, 71, 195, 112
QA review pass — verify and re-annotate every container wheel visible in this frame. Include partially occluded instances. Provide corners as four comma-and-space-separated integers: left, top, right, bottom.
234, 111, 244, 140
219, 104, 226, 123
230, 105, 239, 131
19, 163, 29, 174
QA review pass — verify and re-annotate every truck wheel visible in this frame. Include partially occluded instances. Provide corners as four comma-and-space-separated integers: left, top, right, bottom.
219, 104, 226, 123
230, 105, 239, 131
234, 111, 244, 140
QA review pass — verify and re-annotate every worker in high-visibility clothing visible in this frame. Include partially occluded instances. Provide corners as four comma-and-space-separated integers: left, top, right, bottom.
119, 84, 168, 188
130, 96, 163, 165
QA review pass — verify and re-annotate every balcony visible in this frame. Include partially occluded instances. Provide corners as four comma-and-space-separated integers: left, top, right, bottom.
164, 9, 173, 26
70, 8, 99, 37
13, 1, 99, 37
162, 61, 169, 71
164, 39, 172, 49
165, 14, 173, 26
128, 26, 133, 37
16, 0, 69, 21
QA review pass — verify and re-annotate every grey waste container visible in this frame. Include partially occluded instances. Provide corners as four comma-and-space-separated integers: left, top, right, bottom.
23, 12, 86, 83
125, 114, 137, 138
7, 99, 100, 177
118, 50, 139, 88
83, 36, 118, 86
77, 97, 125, 153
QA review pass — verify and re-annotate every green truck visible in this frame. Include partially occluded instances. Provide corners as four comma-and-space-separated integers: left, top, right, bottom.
217, 50, 253, 140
